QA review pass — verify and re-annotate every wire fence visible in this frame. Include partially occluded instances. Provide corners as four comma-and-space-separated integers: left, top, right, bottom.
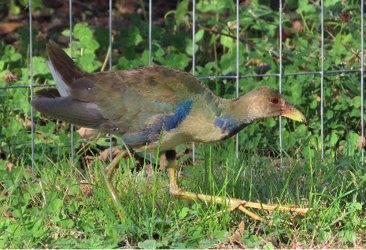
1, 0, 365, 169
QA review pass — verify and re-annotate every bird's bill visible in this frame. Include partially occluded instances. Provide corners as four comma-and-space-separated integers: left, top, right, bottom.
281, 101, 307, 123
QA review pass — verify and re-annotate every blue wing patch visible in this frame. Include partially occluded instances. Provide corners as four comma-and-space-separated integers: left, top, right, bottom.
122, 99, 193, 146
214, 115, 254, 139
164, 99, 193, 130
214, 115, 238, 132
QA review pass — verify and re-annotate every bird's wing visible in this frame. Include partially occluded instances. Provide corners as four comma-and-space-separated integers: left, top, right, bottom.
67, 65, 215, 134
32, 65, 216, 141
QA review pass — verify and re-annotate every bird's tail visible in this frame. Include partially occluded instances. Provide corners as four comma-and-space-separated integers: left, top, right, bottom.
46, 40, 86, 97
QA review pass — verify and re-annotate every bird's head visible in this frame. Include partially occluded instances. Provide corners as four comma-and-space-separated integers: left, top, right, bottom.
230, 86, 306, 123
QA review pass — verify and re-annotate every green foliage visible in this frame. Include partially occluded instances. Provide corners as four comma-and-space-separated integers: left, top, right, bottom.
2, 45, 21, 63
62, 23, 102, 72
175, 0, 189, 26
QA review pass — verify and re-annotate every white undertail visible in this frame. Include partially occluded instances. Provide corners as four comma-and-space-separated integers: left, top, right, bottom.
46, 60, 70, 97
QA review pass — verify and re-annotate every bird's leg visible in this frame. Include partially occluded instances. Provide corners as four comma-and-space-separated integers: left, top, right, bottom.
102, 149, 127, 220
166, 150, 310, 222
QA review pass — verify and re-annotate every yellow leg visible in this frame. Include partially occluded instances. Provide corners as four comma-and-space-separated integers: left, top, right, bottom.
166, 150, 310, 222
102, 150, 127, 220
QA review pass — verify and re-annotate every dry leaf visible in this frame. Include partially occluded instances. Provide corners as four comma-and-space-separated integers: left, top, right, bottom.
80, 180, 93, 197
5, 161, 15, 172
238, 220, 245, 237
98, 147, 122, 162
2, 207, 19, 220
77, 127, 99, 140
0, 22, 22, 34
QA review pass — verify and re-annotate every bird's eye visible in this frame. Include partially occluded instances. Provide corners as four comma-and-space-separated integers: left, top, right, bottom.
270, 97, 278, 104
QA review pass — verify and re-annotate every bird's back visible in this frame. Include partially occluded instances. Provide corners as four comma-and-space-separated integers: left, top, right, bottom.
31, 43, 223, 152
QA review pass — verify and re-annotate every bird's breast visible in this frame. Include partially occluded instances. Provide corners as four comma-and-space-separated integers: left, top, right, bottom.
176, 104, 228, 143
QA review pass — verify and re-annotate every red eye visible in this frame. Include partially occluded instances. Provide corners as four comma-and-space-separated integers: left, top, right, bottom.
270, 97, 278, 104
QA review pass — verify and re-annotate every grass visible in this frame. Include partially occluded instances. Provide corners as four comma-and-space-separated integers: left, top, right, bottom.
1, 135, 366, 249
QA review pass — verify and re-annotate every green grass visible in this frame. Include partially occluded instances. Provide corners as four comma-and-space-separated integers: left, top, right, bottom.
1, 136, 366, 248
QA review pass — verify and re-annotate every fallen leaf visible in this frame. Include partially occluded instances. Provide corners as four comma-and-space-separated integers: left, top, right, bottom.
77, 127, 99, 140
98, 147, 122, 162
0, 22, 22, 34
239, 220, 245, 236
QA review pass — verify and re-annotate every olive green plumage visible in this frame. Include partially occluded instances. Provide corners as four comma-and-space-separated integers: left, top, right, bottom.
31, 41, 306, 153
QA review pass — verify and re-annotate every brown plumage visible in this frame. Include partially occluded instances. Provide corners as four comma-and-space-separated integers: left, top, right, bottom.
32, 41, 305, 152
31, 41, 309, 222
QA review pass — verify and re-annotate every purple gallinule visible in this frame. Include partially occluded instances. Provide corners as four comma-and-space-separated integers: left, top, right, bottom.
31, 40, 308, 222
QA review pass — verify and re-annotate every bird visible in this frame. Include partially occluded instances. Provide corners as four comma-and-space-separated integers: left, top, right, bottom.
31, 40, 309, 222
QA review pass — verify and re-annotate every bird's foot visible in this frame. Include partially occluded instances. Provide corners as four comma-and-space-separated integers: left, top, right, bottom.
189, 194, 311, 223
197, 199, 266, 223
169, 183, 311, 222
167, 152, 311, 223
200, 198, 311, 223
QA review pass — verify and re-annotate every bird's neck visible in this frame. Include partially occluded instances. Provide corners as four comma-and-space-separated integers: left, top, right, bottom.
213, 96, 257, 139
